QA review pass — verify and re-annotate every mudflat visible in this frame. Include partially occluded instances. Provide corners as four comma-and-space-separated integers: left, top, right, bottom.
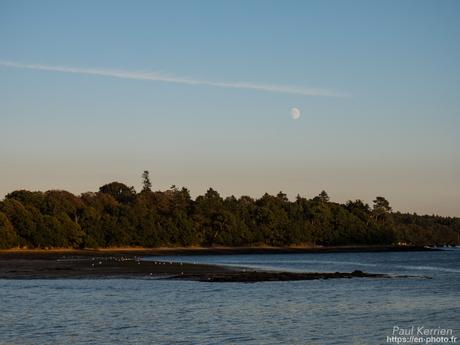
0, 246, 431, 282
0, 251, 226, 279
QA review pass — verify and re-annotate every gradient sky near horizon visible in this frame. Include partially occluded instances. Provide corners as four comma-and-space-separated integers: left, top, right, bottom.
1, 0, 459, 216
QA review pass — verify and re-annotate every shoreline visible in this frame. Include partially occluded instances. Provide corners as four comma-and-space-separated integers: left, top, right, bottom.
0, 244, 438, 258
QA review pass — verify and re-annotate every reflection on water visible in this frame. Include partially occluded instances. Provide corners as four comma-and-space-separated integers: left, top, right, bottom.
1, 250, 459, 345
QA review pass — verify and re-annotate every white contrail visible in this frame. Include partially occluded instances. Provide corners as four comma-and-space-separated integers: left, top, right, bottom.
0, 60, 348, 97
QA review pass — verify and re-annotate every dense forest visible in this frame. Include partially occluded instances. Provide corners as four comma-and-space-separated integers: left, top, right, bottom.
0, 171, 459, 249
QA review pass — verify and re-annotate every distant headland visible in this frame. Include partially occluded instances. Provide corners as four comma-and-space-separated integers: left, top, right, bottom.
0, 171, 459, 249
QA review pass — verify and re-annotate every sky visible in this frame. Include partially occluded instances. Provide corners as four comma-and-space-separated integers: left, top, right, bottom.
1, 0, 459, 216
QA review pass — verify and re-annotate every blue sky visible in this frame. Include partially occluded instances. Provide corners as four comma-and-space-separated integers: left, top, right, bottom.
1, 0, 459, 216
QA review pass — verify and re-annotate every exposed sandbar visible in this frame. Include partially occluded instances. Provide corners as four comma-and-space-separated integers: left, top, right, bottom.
0, 250, 401, 282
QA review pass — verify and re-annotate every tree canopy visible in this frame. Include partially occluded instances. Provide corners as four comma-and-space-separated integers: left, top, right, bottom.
0, 181, 458, 249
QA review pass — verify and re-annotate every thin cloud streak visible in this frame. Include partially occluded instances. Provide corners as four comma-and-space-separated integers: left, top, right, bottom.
0, 60, 348, 98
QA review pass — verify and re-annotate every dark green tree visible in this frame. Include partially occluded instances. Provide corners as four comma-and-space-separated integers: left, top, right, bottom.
142, 170, 152, 192
0, 211, 18, 248
373, 196, 392, 221
99, 182, 136, 204
0, 199, 38, 247
316, 190, 330, 205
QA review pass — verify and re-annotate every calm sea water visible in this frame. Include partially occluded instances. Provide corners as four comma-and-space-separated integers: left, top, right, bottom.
1, 250, 459, 345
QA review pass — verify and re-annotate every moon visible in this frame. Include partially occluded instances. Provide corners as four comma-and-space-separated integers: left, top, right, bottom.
290, 107, 301, 120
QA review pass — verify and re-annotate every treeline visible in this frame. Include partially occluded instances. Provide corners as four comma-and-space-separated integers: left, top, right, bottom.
0, 174, 459, 249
